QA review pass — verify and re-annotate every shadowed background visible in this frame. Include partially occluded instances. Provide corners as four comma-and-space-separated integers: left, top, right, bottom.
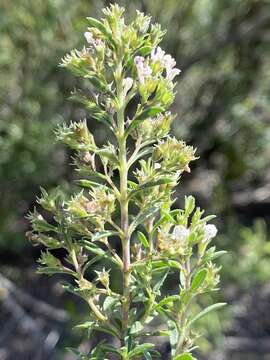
0, 0, 270, 359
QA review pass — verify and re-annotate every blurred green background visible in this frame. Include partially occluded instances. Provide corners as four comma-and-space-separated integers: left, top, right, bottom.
0, 0, 270, 359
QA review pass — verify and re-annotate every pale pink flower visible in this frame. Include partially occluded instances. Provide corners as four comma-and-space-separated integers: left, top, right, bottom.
134, 56, 152, 84
151, 46, 166, 63
84, 31, 103, 48
151, 47, 181, 81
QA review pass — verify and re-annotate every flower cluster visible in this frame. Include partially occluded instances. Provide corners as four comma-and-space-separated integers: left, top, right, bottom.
135, 47, 180, 84
132, 112, 173, 140
157, 196, 218, 260
153, 136, 197, 173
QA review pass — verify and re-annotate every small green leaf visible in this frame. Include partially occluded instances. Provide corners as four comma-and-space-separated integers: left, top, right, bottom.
125, 106, 164, 136
168, 320, 178, 356
103, 296, 119, 311
129, 177, 174, 199
144, 351, 153, 360
174, 353, 194, 360
91, 231, 118, 242
130, 321, 144, 334
96, 148, 119, 166
137, 106, 164, 120
189, 303, 226, 325
77, 179, 102, 188
75, 321, 94, 330
86, 17, 116, 47
190, 268, 207, 291
85, 74, 109, 93
153, 269, 169, 293
185, 195, 195, 215
128, 343, 155, 358
137, 231, 149, 248
157, 295, 179, 307
130, 204, 160, 234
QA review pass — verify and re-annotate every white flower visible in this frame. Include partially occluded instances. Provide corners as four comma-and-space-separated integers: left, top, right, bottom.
84, 31, 103, 48
163, 54, 181, 80
151, 47, 181, 81
123, 77, 133, 97
134, 56, 152, 84
151, 46, 166, 63
204, 224, 218, 242
84, 31, 94, 44
166, 67, 181, 81
172, 225, 190, 241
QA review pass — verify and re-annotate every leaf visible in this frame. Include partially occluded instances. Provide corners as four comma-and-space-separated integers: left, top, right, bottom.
81, 240, 119, 266
85, 74, 109, 93
205, 249, 227, 261
95, 148, 119, 166
129, 177, 174, 199
190, 268, 207, 291
82, 255, 102, 273
100, 344, 121, 355
189, 303, 226, 326
130, 204, 160, 234
130, 321, 144, 334
168, 320, 178, 356
157, 295, 180, 307
75, 321, 95, 330
144, 351, 153, 360
174, 353, 194, 360
138, 45, 153, 56
130, 146, 153, 164
137, 231, 149, 248
128, 343, 155, 358
91, 231, 118, 242
125, 106, 164, 136
77, 180, 102, 188
136, 106, 165, 120
152, 213, 175, 232
37, 251, 72, 276
103, 296, 120, 311
86, 17, 116, 47
153, 269, 169, 293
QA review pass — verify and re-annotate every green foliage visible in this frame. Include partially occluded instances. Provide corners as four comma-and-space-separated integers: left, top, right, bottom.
29, 5, 225, 359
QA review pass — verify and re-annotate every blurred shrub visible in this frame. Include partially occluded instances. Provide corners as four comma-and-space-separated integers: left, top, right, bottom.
0, 0, 91, 250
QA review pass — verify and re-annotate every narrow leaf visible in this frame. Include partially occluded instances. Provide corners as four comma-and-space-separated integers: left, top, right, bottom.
190, 268, 207, 291
189, 303, 226, 325
174, 353, 194, 360
125, 106, 164, 136
137, 231, 149, 248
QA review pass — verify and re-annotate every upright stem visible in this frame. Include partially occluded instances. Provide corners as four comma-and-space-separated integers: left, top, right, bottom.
119, 135, 130, 335
116, 64, 131, 341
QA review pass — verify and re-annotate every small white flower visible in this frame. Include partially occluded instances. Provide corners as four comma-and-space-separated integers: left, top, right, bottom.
154, 163, 161, 169
84, 31, 94, 44
204, 224, 218, 241
166, 67, 181, 81
123, 77, 133, 97
151, 46, 166, 63
84, 31, 103, 48
151, 47, 181, 81
173, 225, 190, 241
134, 56, 152, 84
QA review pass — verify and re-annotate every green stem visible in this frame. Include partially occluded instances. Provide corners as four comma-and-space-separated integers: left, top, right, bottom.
175, 257, 191, 355
116, 63, 131, 343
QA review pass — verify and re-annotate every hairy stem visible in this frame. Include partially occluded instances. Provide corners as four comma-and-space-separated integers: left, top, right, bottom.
175, 257, 192, 355
116, 64, 131, 342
